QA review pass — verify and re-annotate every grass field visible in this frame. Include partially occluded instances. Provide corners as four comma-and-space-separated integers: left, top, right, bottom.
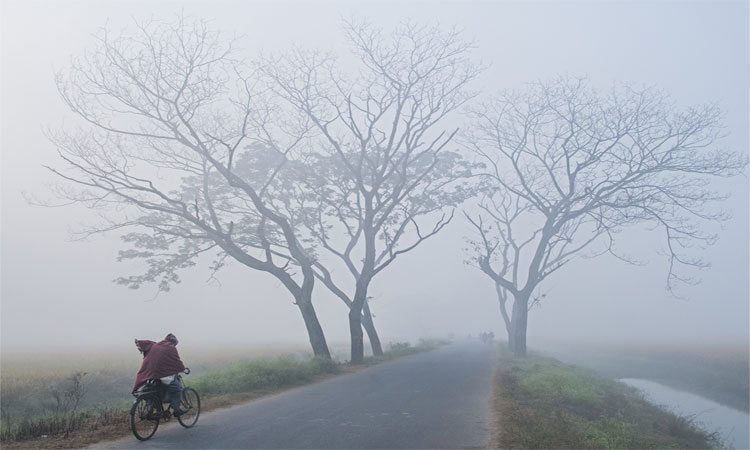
0, 345, 312, 427
492, 350, 717, 449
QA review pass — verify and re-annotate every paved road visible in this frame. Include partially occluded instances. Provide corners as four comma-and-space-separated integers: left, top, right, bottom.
94, 341, 496, 449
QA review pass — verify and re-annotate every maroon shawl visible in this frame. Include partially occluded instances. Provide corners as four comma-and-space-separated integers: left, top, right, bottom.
132, 339, 186, 392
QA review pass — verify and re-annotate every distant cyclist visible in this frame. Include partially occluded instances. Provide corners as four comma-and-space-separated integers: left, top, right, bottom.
133, 333, 190, 417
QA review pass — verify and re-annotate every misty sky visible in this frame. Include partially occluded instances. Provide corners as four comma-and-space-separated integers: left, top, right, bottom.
1, 0, 748, 353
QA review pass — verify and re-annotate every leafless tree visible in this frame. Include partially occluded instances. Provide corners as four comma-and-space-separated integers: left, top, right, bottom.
262, 20, 482, 363
48, 17, 331, 358
464, 77, 747, 357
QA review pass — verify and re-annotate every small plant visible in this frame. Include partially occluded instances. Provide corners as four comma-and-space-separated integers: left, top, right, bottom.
46, 371, 89, 437
50, 371, 88, 417
388, 342, 411, 352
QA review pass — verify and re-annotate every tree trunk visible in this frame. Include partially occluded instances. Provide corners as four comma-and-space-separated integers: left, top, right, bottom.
494, 282, 514, 349
507, 321, 516, 352
349, 307, 365, 364
508, 292, 530, 357
349, 271, 372, 364
362, 300, 383, 356
296, 297, 331, 359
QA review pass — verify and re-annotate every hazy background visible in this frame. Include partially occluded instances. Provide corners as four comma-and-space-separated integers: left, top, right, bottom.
2, 0, 748, 354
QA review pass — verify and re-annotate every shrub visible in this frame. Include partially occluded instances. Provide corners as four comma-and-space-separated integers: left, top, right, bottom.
388, 342, 412, 352
189, 357, 339, 397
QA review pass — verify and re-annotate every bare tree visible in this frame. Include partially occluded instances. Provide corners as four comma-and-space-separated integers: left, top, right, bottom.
48, 17, 331, 358
263, 20, 482, 363
464, 77, 747, 357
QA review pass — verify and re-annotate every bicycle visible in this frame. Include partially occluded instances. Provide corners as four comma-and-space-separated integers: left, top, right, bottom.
130, 371, 201, 441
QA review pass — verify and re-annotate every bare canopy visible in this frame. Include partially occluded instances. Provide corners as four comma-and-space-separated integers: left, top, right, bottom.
464, 77, 747, 357
262, 19, 482, 363
48, 17, 482, 364
48, 16, 332, 358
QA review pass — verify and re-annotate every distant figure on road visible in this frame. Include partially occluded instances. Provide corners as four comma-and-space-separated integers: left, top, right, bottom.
133, 333, 190, 417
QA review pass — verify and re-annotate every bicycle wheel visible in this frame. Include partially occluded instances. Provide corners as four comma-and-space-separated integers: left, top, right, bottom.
130, 396, 160, 440
177, 387, 200, 428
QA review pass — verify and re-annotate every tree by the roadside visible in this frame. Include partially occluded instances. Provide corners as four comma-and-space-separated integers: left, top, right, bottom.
48, 17, 331, 358
263, 20, 482, 363
464, 77, 747, 357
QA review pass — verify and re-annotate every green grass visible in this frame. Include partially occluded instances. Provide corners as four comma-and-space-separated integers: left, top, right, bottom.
188, 356, 339, 397
517, 364, 605, 408
493, 350, 716, 449
534, 341, 749, 413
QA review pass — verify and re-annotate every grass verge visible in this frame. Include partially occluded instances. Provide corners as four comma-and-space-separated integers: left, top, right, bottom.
534, 341, 749, 413
0, 340, 445, 449
492, 350, 717, 449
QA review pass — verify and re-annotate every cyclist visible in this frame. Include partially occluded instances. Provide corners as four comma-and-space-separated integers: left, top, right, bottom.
132, 333, 190, 417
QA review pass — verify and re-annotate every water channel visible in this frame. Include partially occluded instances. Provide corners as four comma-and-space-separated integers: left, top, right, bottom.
619, 378, 749, 450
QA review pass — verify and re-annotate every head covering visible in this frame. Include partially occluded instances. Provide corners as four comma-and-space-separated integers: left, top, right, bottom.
132, 338, 186, 392
165, 333, 179, 346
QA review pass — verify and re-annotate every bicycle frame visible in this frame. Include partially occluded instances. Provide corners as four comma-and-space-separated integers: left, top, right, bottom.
133, 377, 183, 415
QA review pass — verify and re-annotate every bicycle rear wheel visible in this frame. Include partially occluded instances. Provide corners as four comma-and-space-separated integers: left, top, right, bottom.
130, 396, 160, 440
177, 387, 200, 428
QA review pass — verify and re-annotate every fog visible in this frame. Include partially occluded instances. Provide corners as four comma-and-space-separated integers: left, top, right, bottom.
1, 0, 748, 355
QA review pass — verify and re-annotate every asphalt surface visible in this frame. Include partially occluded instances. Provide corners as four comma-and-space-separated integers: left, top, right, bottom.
93, 341, 496, 449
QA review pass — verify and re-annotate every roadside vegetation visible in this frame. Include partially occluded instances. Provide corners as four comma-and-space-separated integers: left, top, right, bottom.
0, 340, 444, 448
535, 341, 749, 413
492, 349, 717, 449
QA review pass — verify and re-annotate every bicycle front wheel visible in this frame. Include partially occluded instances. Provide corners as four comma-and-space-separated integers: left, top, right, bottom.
130, 396, 160, 440
177, 387, 200, 428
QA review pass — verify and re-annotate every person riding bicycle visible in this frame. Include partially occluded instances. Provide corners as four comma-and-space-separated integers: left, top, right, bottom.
132, 333, 190, 417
